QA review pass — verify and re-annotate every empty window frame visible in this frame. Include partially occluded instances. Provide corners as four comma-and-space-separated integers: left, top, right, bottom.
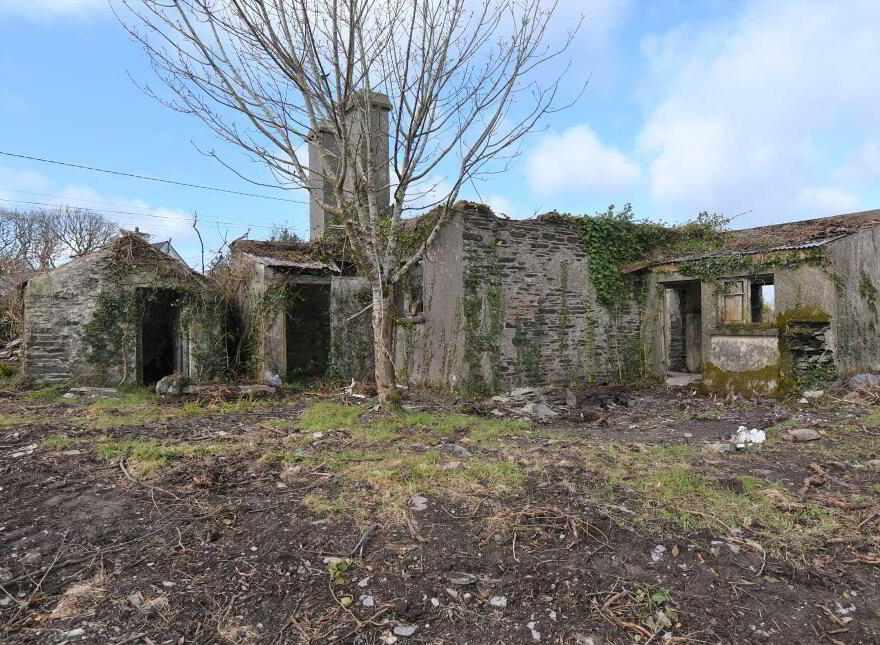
718, 275, 775, 324
750, 276, 775, 323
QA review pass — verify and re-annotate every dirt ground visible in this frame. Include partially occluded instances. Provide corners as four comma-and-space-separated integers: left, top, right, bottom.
0, 384, 878, 645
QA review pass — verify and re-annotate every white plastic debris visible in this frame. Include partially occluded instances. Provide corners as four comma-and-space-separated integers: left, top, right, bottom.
733, 426, 766, 448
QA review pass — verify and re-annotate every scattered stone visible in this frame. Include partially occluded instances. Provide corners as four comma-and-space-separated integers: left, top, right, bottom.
491, 395, 511, 404
866, 459, 880, 472
511, 387, 536, 397
651, 545, 667, 562
380, 632, 398, 645
683, 432, 693, 438
798, 398, 809, 404
444, 572, 478, 585
393, 625, 417, 637
62, 450, 83, 456
9, 443, 38, 458
704, 442, 734, 454
266, 373, 282, 386
489, 595, 507, 608
63, 628, 85, 638
430, 597, 440, 607
445, 588, 458, 598
440, 443, 473, 459
0, 595, 12, 607
360, 594, 375, 607
155, 374, 189, 396
803, 390, 825, 399
848, 373, 880, 389
574, 635, 598, 645
237, 384, 276, 397
21, 551, 40, 565
527, 621, 541, 641
67, 386, 119, 398
128, 591, 145, 609
442, 461, 462, 470
532, 402, 559, 421
410, 495, 428, 512
357, 577, 371, 588
0, 567, 12, 583
787, 428, 822, 442
565, 389, 577, 408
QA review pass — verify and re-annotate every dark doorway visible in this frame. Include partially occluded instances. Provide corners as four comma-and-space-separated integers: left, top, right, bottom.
666, 282, 702, 374
286, 282, 331, 379
139, 288, 182, 384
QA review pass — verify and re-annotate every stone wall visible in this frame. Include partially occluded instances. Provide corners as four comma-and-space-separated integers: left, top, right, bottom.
329, 276, 374, 381
395, 206, 642, 393
828, 227, 880, 374
23, 239, 211, 386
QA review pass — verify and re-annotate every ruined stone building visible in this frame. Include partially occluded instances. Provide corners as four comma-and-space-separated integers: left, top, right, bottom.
21, 232, 223, 386
228, 239, 372, 384
631, 209, 880, 395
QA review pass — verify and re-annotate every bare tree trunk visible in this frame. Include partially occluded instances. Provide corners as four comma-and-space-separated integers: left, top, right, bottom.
371, 286, 396, 401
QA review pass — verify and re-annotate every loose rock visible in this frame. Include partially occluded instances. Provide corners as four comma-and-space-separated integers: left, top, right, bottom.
704, 442, 734, 454
787, 428, 821, 442
444, 572, 478, 585
393, 625, 417, 637
489, 595, 507, 608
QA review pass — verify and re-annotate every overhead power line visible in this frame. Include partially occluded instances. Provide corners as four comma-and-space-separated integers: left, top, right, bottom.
0, 150, 308, 204
0, 196, 309, 232
0, 188, 308, 232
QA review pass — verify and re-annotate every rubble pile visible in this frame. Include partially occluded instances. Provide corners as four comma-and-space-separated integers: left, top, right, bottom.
485, 386, 628, 422
0, 338, 22, 368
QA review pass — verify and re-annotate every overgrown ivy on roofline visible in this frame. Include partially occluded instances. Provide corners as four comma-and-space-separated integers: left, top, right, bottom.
570, 204, 731, 309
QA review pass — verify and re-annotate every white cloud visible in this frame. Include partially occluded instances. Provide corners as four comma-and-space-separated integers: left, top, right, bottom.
636, 0, 880, 224
0, 0, 106, 19
796, 187, 861, 215
485, 194, 519, 219
525, 124, 640, 196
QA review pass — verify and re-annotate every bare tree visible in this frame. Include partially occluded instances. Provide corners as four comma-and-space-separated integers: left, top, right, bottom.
55, 205, 119, 257
121, 0, 579, 400
0, 206, 118, 272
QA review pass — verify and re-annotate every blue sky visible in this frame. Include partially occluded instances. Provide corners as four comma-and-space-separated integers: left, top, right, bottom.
2, 0, 879, 268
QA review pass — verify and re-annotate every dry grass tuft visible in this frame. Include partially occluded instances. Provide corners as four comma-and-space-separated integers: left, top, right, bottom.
49, 573, 109, 619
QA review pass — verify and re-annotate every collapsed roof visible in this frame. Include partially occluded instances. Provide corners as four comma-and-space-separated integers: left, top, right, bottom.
623, 208, 880, 274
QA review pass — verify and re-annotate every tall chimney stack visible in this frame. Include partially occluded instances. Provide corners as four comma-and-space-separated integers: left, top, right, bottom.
308, 91, 391, 240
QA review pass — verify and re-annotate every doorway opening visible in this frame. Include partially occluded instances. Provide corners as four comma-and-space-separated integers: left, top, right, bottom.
286, 282, 331, 379
138, 288, 184, 385
666, 281, 702, 378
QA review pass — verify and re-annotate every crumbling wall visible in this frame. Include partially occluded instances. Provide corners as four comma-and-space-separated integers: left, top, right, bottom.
23, 241, 214, 386
23, 252, 107, 385
393, 215, 465, 387
828, 227, 880, 374
329, 276, 374, 381
450, 207, 640, 393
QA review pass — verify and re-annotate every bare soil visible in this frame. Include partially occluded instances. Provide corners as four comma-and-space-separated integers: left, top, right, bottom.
1, 385, 878, 645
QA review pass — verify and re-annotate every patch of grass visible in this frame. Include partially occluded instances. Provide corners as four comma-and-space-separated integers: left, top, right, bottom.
27, 386, 61, 400
95, 438, 250, 477
576, 442, 839, 555
861, 409, 880, 428
0, 413, 43, 427
298, 401, 364, 431
302, 493, 359, 517
298, 401, 530, 445
42, 435, 74, 450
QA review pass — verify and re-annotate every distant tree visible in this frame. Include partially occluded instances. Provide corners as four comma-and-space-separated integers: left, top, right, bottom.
269, 225, 303, 244
55, 205, 119, 257
0, 206, 118, 271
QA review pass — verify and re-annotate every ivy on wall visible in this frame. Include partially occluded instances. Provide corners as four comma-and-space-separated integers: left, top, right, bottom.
580, 204, 729, 308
